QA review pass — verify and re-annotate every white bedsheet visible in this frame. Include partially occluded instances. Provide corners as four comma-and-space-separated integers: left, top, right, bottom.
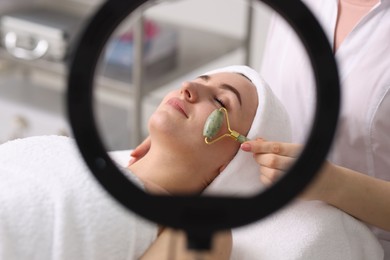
0, 136, 157, 260
0, 135, 384, 260
231, 200, 384, 260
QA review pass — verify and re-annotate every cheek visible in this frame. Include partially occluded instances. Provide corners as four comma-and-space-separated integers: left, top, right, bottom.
241, 114, 254, 136
228, 115, 247, 136
196, 106, 219, 133
231, 106, 257, 136
204, 139, 240, 165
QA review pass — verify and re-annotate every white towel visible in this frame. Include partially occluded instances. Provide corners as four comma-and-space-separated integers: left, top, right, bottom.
0, 135, 157, 260
231, 200, 384, 260
202, 65, 292, 196
110, 149, 385, 260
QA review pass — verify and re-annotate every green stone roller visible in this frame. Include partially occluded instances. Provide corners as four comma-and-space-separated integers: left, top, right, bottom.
203, 109, 224, 139
203, 107, 250, 144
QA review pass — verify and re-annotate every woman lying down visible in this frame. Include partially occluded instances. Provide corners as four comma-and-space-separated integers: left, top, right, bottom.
0, 66, 383, 260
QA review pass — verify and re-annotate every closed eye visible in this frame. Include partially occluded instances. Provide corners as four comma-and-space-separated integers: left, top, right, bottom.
214, 97, 226, 108
197, 74, 242, 108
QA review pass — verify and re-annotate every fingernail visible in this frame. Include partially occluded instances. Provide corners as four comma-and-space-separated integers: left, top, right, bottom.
241, 143, 251, 151
127, 158, 135, 167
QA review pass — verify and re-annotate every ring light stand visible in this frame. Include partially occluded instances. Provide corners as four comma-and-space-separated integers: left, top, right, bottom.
67, 0, 340, 250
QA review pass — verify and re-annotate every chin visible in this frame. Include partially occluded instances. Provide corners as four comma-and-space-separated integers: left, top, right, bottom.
148, 115, 180, 142
148, 110, 173, 131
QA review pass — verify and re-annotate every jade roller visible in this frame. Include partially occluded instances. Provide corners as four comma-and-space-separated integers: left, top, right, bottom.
203, 107, 250, 144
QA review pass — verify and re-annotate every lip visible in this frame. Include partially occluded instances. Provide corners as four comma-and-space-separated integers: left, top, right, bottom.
166, 98, 188, 118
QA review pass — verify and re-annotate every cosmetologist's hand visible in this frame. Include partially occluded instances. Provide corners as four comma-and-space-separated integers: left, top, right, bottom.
128, 136, 151, 166
240, 139, 301, 186
240, 139, 334, 201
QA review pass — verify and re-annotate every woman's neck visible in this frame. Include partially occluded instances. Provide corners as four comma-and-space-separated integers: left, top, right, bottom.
128, 147, 214, 195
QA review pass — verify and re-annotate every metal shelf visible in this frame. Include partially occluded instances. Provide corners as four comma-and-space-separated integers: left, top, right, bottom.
1, 21, 242, 93
0, 21, 244, 147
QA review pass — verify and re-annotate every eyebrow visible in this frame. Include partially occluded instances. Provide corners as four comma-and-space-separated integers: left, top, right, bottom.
198, 75, 242, 106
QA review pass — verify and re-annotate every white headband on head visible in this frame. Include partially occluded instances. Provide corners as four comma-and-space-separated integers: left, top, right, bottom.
202, 65, 292, 196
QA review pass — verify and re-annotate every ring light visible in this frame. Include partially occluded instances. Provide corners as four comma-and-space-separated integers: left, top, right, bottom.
67, 0, 340, 244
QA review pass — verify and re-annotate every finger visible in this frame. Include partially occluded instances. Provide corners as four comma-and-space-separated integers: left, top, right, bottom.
260, 166, 284, 182
259, 174, 273, 187
242, 140, 302, 157
259, 165, 286, 187
254, 153, 295, 171
127, 157, 136, 167
130, 136, 151, 157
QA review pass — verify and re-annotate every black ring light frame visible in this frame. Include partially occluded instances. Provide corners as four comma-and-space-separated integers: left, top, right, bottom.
67, 0, 340, 247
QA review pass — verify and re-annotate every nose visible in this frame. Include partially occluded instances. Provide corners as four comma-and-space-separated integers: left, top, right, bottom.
180, 81, 199, 103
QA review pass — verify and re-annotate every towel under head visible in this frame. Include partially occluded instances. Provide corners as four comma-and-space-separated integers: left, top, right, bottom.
202, 65, 292, 196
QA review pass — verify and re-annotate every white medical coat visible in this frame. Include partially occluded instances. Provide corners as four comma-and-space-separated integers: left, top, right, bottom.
260, 0, 390, 256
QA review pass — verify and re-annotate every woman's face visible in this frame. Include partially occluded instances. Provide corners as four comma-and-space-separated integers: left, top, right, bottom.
149, 72, 258, 175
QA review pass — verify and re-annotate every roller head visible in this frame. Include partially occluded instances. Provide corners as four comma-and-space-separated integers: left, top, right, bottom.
203, 109, 224, 139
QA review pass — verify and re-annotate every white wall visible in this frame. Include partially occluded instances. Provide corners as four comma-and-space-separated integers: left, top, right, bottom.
146, 0, 249, 38
0, 0, 41, 12
145, 0, 272, 69
250, 2, 272, 70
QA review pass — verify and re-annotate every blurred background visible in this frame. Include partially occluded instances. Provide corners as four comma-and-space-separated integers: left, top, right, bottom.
0, 0, 272, 151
